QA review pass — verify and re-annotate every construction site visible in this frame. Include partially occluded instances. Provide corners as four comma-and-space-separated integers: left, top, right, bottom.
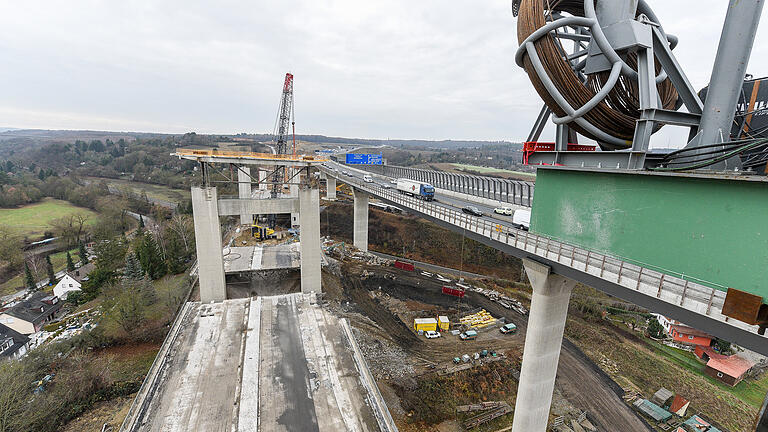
116, 0, 768, 431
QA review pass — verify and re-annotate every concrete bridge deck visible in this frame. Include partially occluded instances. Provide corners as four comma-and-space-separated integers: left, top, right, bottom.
121, 294, 383, 432
224, 243, 301, 273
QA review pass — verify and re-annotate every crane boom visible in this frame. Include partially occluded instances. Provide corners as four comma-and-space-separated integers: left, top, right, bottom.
270, 73, 295, 204
275, 73, 294, 155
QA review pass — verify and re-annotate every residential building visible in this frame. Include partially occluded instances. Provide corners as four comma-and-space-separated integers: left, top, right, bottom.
633, 399, 673, 422
695, 346, 754, 386
0, 323, 30, 360
674, 414, 722, 432
652, 314, 679, 334
52, 262, 94, 300
669, 324, 713, 347
669, 394, 690, 417
0, 293, 62, 335
651, 387, 674, 407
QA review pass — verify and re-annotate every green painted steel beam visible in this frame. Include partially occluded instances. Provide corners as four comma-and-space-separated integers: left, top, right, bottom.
531, 167, 768, 301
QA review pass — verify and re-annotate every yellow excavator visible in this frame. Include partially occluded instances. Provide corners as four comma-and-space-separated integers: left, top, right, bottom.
251, 224, 275, 240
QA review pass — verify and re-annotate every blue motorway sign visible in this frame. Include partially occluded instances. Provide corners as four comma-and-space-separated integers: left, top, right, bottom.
345, 153, 383, 165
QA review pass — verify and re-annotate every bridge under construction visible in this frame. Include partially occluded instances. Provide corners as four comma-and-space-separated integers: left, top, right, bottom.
121, 0, 768, 431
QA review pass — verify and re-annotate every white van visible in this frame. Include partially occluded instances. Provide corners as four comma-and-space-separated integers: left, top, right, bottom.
512, 210, 531, 231
363, 175, 373, 183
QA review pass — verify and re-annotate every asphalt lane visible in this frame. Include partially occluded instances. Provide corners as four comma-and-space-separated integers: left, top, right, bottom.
328, 161, 520, 228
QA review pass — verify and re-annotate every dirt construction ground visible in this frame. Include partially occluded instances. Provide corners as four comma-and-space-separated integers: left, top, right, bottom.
324, 263, 652, 431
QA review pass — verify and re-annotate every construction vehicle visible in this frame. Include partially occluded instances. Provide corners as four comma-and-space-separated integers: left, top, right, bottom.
251, 224, 275, 241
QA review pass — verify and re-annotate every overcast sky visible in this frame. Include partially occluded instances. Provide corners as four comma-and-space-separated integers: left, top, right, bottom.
1, 1, 767, 144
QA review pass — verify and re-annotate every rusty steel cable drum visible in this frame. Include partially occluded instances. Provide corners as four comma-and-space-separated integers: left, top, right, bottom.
516, 0, 679, 149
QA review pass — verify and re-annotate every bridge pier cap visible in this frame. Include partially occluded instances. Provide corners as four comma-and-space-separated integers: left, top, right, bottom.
512, 259, 575, 432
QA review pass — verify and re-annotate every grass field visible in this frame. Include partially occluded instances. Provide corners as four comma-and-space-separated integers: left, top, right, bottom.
565, 314, 766, 431
84, 177, 190, 204
0, 248, 82, 295
451, 163, 536, 178
0, 198, 97, 238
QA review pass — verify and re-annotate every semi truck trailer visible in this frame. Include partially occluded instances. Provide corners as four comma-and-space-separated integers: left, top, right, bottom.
396, 178, 435, 201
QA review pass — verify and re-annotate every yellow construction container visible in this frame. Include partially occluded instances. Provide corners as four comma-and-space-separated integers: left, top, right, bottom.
438, 316, 450, 331
414, 318, 438, 332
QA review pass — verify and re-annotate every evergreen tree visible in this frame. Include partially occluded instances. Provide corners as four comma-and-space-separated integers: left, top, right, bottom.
79, 242, 89, 265
45, 255, 55, 284
124, 252, 143, 280
136, 233, 166, 280
139, 215, 145, 228
24, 262, 35, 290
66, 251, 75, 272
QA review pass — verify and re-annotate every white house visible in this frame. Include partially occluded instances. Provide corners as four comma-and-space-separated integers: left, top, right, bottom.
53, 274, 82, 300
52, 262, 94, 300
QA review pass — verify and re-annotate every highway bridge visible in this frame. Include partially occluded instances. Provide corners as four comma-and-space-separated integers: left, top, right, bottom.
323, 160, 767, 355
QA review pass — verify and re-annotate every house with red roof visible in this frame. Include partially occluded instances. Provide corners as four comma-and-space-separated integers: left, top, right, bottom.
669, 324, 713, 347
669, 394, 690, 417
695, 346, 754, 386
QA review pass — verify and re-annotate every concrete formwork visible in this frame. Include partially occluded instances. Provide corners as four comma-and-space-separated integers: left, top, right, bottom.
191, 187, 227, 303
299, 187, 322, 293
353, 189, 369, 252
258, 168, 268, 191
512, 258, 575, 432
237, 166, 252, 225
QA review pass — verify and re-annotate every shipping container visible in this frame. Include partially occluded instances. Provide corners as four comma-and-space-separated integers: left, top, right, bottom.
442, 286, 466, 298
414, 318, 438, 332
394, 261, 415, 271
438, 315, 450, 331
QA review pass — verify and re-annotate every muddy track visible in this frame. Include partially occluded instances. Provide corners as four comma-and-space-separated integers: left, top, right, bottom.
343, 265, 652, 432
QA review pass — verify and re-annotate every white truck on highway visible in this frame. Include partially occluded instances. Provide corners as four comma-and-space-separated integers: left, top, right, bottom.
396, 178, 435, 201
512, 209, 531, 231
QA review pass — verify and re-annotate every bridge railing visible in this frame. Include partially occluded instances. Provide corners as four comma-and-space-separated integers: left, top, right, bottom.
330, 170, 742, 328
343, 163, 535, 207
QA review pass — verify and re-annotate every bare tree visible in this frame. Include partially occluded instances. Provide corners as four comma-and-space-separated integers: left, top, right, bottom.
167, 214, 193, 253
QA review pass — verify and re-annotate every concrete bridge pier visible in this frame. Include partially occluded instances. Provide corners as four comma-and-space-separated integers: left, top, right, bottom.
299, 186, 322, 293
353, 188, 369, 252
512, 258, 575, 432
326, 176, 336, 200
237, 166, 252, 225
191, 187, 227, 303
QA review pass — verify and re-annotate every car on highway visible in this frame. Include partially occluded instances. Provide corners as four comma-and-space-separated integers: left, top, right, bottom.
390, 179, 398, 184
363, 175, 373, 183
425, 330, 441, 339
381, 183, 392, 189
494, 206, 513, 216
341, 171, 349, 176
462, 206, 483, 216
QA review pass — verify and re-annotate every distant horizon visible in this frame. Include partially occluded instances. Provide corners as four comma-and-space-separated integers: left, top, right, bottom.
0, 127, 521, 144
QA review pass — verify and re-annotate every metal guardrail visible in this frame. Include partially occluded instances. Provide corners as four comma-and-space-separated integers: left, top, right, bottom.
327, 169, 749, 331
